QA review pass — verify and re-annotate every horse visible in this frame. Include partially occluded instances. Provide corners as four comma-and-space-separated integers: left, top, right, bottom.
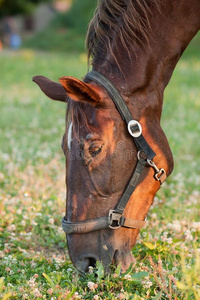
33, 0, 200, 273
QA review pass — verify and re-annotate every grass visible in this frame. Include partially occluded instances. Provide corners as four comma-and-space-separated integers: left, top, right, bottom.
0, 32, 200, 299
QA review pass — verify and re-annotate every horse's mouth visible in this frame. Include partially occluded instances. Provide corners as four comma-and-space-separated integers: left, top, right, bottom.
70, 248, 136, 274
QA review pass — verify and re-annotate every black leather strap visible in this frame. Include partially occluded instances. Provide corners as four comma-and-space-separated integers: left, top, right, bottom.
62, 215, 146, 234
115, 158, 147, 214
86, 70, 133, 122
85, 70, 156, 160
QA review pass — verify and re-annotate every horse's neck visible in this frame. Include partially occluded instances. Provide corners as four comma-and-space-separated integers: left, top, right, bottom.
93, 0, 200, 115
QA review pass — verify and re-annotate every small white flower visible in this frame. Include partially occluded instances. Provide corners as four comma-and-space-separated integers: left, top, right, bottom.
88, 281, 96, 290
151, 213, 157, 219
12, 258, 17, 264
192, 222, 200, 231
67, 268, 72, 273
88, 266, 94, 274
7, 224, 16, 231
7, 283, 14, 287
144, 280, 153, 289
124, 274, 132, 281
31, 220, 37, 226
167, 237, 173, 244
21, 220, 26, 226
142, 232, 147, 237
49, 218, 54, 225
185, 229, 193, 241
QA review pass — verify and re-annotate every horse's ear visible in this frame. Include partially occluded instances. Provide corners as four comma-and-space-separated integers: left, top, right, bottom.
59, 76, 101, 105
33, 76, 67, 102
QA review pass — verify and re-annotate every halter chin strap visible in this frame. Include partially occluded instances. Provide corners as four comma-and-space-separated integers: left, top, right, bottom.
62, 70, 167, 234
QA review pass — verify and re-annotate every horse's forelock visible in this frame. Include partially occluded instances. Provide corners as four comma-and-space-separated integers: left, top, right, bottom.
67, 99, 91, 141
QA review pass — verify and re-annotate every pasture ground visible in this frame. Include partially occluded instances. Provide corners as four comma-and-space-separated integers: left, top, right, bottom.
0, 34, 200, 299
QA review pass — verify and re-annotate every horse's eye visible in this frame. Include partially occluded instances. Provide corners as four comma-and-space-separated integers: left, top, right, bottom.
89, 144, 103, 157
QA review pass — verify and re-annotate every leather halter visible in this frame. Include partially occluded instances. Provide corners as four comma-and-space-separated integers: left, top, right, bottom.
62, 70, 167, 234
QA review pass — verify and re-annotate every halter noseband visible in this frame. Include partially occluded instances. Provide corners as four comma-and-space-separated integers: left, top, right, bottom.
62, 70, 167, 234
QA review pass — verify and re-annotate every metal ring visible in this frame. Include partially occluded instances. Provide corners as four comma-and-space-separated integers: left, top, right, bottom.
137, 150, 148, 161
128, 120, 142, 138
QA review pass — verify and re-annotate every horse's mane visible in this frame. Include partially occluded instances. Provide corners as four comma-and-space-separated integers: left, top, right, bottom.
69, 0, 164, 133
86, 0, 163, 64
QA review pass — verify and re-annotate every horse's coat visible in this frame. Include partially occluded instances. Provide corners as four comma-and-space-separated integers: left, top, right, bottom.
33, 0, 200, 273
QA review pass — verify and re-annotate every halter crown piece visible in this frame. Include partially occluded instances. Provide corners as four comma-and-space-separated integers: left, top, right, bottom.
62, 70, 167, 234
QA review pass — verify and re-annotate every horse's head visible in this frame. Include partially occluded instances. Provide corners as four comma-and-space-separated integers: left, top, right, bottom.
33, 74, 172, 273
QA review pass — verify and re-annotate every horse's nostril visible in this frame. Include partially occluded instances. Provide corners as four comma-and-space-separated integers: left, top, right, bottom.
79, 257, 97, 273
88, 257, 96, 268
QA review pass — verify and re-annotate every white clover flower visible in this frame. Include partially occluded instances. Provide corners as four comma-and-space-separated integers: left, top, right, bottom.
88, 266, 94, 274
7, 224, 16, 231
7, 283, 14, 287
151, 213, 157, 219
49, 218, 54, 225
67, 268, 72, 273
21, 220, 26, 226
167, 237, 173, 244
31, 220, 38, 226
192, 222, 200, 231
34, 288, 41, 297
74, 292, 81, 299
185, 230, 193, 242
124, 274, 132, 281
28, 277, 36, 288
167, 220, 182, 232
143, 280, 153, 289
88, 281, 97, 290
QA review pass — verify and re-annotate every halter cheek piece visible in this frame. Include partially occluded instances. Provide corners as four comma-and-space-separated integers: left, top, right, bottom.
62, 70, 167, 234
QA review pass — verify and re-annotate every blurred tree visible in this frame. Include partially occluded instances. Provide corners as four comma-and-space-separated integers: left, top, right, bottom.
0, 0, 52, 18
23, 0, 98, 52
53, 0, 97, 34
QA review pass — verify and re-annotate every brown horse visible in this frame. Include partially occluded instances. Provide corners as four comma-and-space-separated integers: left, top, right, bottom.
33, 0, 200, 273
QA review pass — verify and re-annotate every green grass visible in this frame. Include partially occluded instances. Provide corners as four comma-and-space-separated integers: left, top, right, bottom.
0, 33, 200, 299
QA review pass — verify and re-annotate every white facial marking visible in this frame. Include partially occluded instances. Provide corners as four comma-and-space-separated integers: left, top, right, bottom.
68, 122, 73, 149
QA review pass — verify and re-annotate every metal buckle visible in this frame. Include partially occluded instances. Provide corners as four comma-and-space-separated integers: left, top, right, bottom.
128, 120, 142, 138
147, 159, 167, 184
109, 210, 123, 229
154, 168, 167, 184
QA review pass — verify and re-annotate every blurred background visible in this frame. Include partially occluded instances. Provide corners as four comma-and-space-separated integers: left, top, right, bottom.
0, 0, 96, 52
0, 1, 200, 298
